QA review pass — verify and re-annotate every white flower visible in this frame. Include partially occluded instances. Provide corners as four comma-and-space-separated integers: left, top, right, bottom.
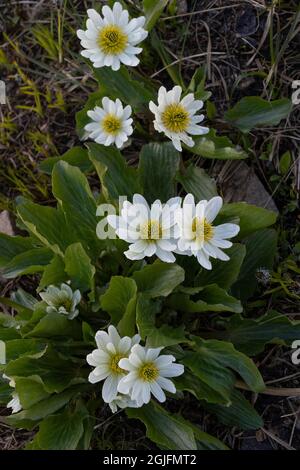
108, 394, 139, 414
107, 194, 181, 263
39, 283, 81, 320
149, 85, 209, 151
77, 3, 148, 71
118, 344, 184, 406
85, 98, 133, 148
86, 325, 140, 404
3, 374, 22, 414
7, 394, 22, 414
176, 194, 240, 270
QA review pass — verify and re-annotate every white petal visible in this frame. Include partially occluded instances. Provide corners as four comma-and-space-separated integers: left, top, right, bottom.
102, 375, 119, 403
159, 363, 184, 377
196, 250, 212, 270
150, 382, 166, 402
157, 376, 177, 393
214, 223, 240, 239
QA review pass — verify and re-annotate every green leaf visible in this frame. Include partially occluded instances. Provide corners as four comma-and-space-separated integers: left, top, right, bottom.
34, 405, 87, 450
232, 229, 277, 301
204, 389, 263, 431
127, 401, 197, 450
11, 288, 37, 310
5, 385, 84, 427
195, 244, 246, 290
176, 164, 217, 201
187, 66, 212, 101
15, 376, 49, 409
88, 142, 141, 200
190, 129, 248, 160
5, 346, 82, 393
0, 233, 34, 267
143, 0, 169, 31
39, 147, 93, 175
136, 294, 186, 347
192, 338, 265, 393
182, 351, 236, 404
176, 370, 229, 405
279, 150, 291, 175
217, 202, 277, 239
168, 284, 242, 314
5, 339, 46, 362
17, 199, 71, 255
38, 255, 67, 291
1, 247, 53, 279
64, 243, 95, 293
52, 161, 100, 257
0, 382, 11, 404
93, 66, 154, 112
133, 260, 185, 298
225, 97, 292, 133
100, 276, 137, 325
118, 296, 137, 337
175, 417, 228, 450
139, 142, 180, 203
25, 312, 82, 340
224, 311, 300, 355
0, 327, 21, 341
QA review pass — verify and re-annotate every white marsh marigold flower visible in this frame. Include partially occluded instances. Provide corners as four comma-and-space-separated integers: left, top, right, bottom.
77, 3, 148, 71
107, 194, 181, 263
149, 85, 209, 151
118, 344, 184, 406
86, 326, 140, 404
39, 283, 81, 320
176, 194, 240, 270
85, 98, 133, 148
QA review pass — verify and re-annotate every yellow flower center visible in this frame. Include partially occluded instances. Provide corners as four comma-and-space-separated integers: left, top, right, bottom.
110, 354, 124, 374
161, 103, 190, 133
98, 25, 128, 55
139, 363, 159, 382
140, 220, 162, 241
102, 114, 122, 135
192, 217, 214, 242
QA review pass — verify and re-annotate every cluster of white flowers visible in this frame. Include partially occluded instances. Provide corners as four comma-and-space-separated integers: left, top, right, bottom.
86, 326, 184, 412
107, 194, 239, 270
77, 3, 209, 151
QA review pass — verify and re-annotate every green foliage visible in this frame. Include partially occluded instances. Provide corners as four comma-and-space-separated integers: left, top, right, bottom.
176, 164, 217, 201
139, 142, 180, 202
0, 1, 296, 452
225, 96, 292, 133
0, 155, 295, 450
190, 130, 248, 160
143, 0, 169, 31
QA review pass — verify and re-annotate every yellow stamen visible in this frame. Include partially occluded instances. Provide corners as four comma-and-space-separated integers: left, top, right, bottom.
102, 114, 122, 135
140, 220, 162, 241
161, 103, 189, 133
110, 354, 124, 374
139, 363, 159, 382
192, 217, 214, 242
98, 25, 127, 55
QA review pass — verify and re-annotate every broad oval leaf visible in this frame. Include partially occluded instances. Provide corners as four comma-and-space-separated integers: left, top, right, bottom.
139, 142, 180, 203
225, 96, 292, 133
